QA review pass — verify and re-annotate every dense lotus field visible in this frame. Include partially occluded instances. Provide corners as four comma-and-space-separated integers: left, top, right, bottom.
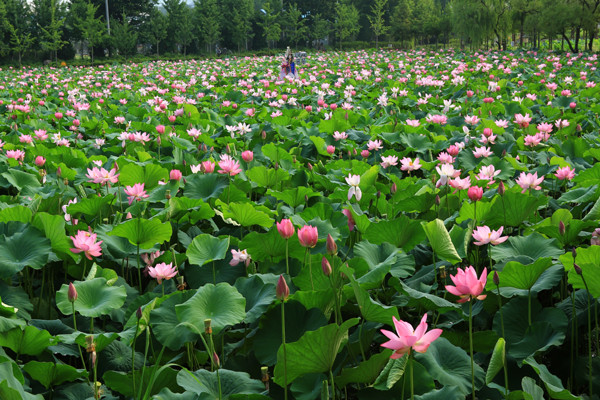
0, 49, 600, 400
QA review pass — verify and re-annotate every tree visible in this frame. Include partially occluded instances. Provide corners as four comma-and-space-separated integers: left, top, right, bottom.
112, 12, 138, 57
391, 0, 412, 44
284, 3, 309, 47
39, 0, 68, 62
148, 7, 167, 57
75, 2, 106, 64
368, 0, 388, 47
260, 2, 282, 49
175, 6, 194, 55
335, 0, 360, 48
230, 0, 253, 51
8, 23, 35, 66
311, 13, 331, 48
163, 0, 186, 53
195, 0, 220, 53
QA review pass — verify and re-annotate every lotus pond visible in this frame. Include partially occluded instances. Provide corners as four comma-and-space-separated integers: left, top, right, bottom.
0, 49, 599, 399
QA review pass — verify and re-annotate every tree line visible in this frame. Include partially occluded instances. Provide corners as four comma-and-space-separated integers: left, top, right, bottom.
0, 0, 598, 65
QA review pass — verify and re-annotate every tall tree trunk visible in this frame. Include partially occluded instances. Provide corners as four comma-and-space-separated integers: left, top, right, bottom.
589, 30, 595, 51
519, 17, 524, 47
575, 26, 580, 52
562, 32, 575, 52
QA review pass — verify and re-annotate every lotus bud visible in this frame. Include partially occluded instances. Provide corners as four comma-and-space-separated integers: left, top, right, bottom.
493, 271, 500, 286
321, 257, 332, 276
391, 182, 397, 194
136, 307, 143, 320
326, 234, 337, 255
377, 191, 381, 199
276, 275, 289, 302
212, 352, 220, 367
91, 350, 97, 366
68, 282, 78, 302
204, 319, 212, 334
559, 221, 566, 236
307, 162, 313, 171
498, 181, 505, 196
574, 263, 582, 275
572, 247, 577, 259
468, 186, 483, 202
435, 195, 441, 206
262, 130, 267, 140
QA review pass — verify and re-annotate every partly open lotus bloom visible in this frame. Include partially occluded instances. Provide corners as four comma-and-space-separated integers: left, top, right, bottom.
298, 225, 318, 248
277, 219, 295, 239
554, 166, 575, 181
380, 314, 443, 359
346, 174, 362, 201
445, 266, 487, 303
472, 226, 508, 246
148, 262, 177, 284
342, 209, 355, 231
124, 183, 149, 205
516, 172, 544, 193
218, 159, 241, 176
230, 249, 251, 267
70, 230, 103, 260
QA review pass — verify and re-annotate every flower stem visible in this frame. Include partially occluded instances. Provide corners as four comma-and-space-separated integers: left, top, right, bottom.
137, 242, 142, 292
410, 352, 414, 400
527, 289, 532, 327
469, 301, 475, 400
132, 322, 139, 396
330, 369, 336, 400
281, 301, 288, 400
581, 275, 593, 398
285, 239, 289, 276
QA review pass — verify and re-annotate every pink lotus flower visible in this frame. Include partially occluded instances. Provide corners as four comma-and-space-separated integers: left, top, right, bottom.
326, 145, 335, 155
124, 183, 149, 205
400, 157, 422, 172
218, 159, 241, 176
524, 134, 542, 147
477, 165, 501, 185
472, 226, 508, 246
467, 186, 483, 201
277, 219, 295, 239
242, 151, 254, 162
156, 125, 166, 134
367, 140, 383, 151
346, 174, 362, 201
380, 155, 398, 169
148, 262, 177, 284
35, 156, 46, 167
70, 230, 103, 260
230, 249, 251, 267
202, 161, 215, 173
472, 146, 492, 158
436, 164, 460, 188
6, 149, 25, 162
406, 119, 420, 127
380, 314, 443, 359
342, 209, 355, 231
554, 166, 575, 181
514, 113, 531, 128
170, 169, 182, 181
437, 152, 454, 164
445, 266, 487, 303
426, 114, 447, 125
516, 172, 544, 193
447, 145, 461, 156
298, 225, 318, 248
449, 176, 471, 191
333, 131, 348, 141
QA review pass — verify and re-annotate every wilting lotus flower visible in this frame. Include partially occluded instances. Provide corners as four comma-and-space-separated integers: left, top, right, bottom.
346, 174, 362, 201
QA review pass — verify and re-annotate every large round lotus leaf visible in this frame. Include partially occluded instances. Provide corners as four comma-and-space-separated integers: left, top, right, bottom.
56, 278, 127, 318
176, 368, 264, 399
150, 291, 197, 351
109, 218, 172, 249
175, 283, 246, 336
415, 338, 485, 396
0, 226, 51, 278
